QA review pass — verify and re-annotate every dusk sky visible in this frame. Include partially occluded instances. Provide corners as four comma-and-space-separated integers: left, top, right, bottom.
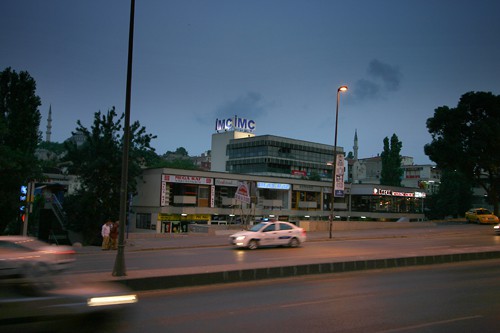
2, 0, 499, 164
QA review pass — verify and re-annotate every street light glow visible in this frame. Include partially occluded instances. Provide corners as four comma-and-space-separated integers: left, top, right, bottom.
330, 84, 348, 239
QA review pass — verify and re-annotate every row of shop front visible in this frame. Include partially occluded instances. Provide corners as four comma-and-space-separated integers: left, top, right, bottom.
131, 169, 427, 234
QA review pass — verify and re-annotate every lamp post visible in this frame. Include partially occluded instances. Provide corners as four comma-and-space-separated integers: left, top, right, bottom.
329, 85, 348, 239
113, 0, 135, 277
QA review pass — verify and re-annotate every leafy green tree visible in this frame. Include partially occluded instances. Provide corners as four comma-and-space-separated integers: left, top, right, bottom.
0, 67, 42, 234
149, 157, 198, 170
163, 147, 189, 158
175, 147, 188, 156
426, 169, 473, 219
38, 141, 66, 155
425, 91, 500, 215
154, 146, 199, 170
63, 107, 156, 243
37, 141, 66, 170
380, 134, 403, 186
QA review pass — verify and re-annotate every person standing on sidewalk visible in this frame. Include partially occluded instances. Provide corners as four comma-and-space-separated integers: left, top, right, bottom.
101, 220, 112, 250
110, 221, 119, 250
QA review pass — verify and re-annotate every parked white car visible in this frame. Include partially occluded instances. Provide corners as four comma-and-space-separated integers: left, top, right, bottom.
229, 221, 306, 250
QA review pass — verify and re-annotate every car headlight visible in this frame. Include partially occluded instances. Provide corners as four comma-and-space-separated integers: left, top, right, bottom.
236, 236, 246, 241
88, 294, 137, 307
494, 225, 499, 229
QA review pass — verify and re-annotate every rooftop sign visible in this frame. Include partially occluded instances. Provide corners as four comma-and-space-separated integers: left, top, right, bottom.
215, 115, 256, 133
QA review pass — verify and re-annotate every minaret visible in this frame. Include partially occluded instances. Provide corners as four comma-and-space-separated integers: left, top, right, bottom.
353, 129, 358, 160
46, 105, 52, 142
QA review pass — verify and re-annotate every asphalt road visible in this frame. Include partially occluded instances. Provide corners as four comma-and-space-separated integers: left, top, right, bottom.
71, 223, 500, 276
117, 259, 500, 333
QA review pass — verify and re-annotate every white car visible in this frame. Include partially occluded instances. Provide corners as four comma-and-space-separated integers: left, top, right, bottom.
0, 236, 75, 284
0, 280, 137, 332
229, 221, 306, 250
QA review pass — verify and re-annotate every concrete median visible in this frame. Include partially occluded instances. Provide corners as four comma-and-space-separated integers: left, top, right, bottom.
114, 250, 500, 292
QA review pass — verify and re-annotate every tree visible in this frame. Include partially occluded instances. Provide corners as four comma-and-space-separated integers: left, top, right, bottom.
37, 141, 66, 170
426, 169, 473, 219
63, 107, 156, 243
175, 147, 188, 156
154, 146, 199, 170
425, 91, 500, 215
159, 159, 199, 170
0, 67, 42, 234
380, 134, 403, 186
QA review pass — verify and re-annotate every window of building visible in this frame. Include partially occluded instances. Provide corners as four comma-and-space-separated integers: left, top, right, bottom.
136, 213, 152, 230
292, 190, 320, 210
198, 185, 210, 207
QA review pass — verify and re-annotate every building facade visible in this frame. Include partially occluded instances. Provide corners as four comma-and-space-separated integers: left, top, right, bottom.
130, 168, 426, 234
223, 134, 341, 180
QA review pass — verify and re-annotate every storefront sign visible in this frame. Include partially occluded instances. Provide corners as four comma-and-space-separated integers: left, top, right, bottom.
235, 182, 251, 204
215, 115, 256, 133
160, 182, 169, 206
293, 184, 321, 192
334, 154, 345, 197
373, 188, 425, 198
373, 188, 392, 196
211, 185, 215, 207
291, 170, 307, 176
162, 174, 213, 185
257, 182, 291, 190
393, 191, 414, 197
215, 178, 240, 187
158, 213, 211, 221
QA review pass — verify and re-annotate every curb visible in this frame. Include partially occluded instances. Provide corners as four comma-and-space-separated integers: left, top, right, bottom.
115, 250, 500, 292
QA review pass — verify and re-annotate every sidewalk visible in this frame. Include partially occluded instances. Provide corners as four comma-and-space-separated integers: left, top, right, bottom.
70, 224, 500, 291
74, 226, 439, 253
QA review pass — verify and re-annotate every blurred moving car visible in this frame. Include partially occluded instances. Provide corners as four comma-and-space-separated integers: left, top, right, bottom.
0, 279, 138, 333
0, 236, 137, 332
229, 221, 306, 250
465, 208, 499, 224
0, 236, 75, 284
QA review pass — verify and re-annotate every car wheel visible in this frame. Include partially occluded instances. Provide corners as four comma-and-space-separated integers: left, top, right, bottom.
247, 240, 259, 250
22, 262, 51, 279
22, 262, 53, 286
288, 238, 300, 248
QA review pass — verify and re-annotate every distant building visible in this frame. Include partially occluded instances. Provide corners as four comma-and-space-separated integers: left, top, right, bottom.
191, 151, 211, 171
211, 132, 342, 180
210, 130, 256, 172
65, 131, 86, 147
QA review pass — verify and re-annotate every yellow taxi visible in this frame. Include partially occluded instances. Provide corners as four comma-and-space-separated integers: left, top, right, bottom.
465, 208, 499, 224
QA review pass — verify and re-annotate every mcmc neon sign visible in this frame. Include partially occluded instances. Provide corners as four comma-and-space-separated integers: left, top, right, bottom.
215, 115, 256, 133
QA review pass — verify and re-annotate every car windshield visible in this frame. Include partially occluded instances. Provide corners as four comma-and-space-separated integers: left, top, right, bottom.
249, 222, 269, 232
0, 238, 52, 253
477, 209, 492, 215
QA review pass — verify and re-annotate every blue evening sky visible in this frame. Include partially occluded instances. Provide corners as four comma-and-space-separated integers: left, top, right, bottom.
2, 0, 499, 164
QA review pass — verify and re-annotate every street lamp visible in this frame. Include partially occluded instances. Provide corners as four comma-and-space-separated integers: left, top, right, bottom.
329, 85, 348, 239
113, 0, 135, 277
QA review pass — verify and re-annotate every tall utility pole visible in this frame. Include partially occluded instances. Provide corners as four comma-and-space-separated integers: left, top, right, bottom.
113, 0, 135, 277
329, 85, 348, 239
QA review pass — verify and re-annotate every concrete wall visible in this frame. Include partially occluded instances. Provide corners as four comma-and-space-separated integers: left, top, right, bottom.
299, 220, 436, 232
